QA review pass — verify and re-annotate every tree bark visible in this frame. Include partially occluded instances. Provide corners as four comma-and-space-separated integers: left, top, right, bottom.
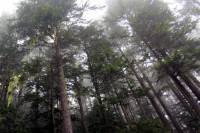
159, 50, 200, 100
77, 96, 89, 133
125, 76, 148, 117
180, 74, 200, 100
111, 83, 131, 123
143, 42, 200, 116
136, 63, 184, 133
54, 28, 73, 133
131, 66, 172, 130
165, 80, 197, 117
50, 62, 56, 133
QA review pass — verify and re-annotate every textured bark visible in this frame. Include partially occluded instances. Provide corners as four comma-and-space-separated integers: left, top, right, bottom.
54, 28, 73, 133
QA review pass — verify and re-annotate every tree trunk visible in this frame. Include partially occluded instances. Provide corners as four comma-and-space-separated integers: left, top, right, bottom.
159, 50, 200, 100
50, 62, 56, 133
111, 83, 131, 123
84, 44, 108, 128
180, 74, 200, 100
188, 74, 200, 89
117, 47, 174, 129
169, 74, 200, 116
54, 28, 73, 133
143, 42, 200, 116
74, 78, 89, 133
166, 80, 197, 117
136, 63, 184, 133
113, 104, 126, 123
125, 76, 148, 117
131, 66, 172, 130
77, 96, 89, 133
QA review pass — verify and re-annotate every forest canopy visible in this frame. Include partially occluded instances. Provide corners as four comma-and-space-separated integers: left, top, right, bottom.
0, 0, 200, 133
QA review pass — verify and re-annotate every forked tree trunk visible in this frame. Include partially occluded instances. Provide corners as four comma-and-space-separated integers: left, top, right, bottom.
54, 28, 73, 133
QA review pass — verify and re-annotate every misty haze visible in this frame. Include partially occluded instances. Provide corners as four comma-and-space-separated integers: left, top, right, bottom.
0, 0, 200, 133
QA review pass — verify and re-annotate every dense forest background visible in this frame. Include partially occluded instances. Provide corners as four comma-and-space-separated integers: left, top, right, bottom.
0, 0, 200, 133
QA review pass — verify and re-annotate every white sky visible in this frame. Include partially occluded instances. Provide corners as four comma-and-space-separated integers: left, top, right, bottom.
0, 0, 21, 15
0, 0, 107, 20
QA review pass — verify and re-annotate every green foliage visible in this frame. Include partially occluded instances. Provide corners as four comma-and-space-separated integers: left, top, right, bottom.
130, 117, 169, 133
134, 87, 150, 97
156, 49, 200, 79
104, 96, 124, 104
0, 103, 29, 133
87, 102, 127, 133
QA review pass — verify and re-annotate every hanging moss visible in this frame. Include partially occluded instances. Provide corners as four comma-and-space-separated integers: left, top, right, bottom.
7, 74, 20, 107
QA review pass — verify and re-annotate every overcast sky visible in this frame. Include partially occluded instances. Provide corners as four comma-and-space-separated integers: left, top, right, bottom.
0, 0, 107, 20
0, 0, 21, 15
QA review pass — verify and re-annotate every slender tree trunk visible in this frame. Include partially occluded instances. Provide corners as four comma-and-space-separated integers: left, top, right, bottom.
74, 78, 89, 133
117, 104, 128, 123
2, 82, 9, 103
84, 44, 108, 128
111, 83, 131, 123
127, 104, 136, 120
117, 47, 171, 128
50, 87, 56, 133
54, 27, 73, 133
50, 62, 56, 133
131, 66, 172, 130
136, 63, 184, 133
189, 74, 200, 89
180, 74, 200, 100
125, 76, 148, 117
113, 104, 126, 123
159, 50, 200, 100
77, 96, 89, 133
170, 74, 200, 116
166, 80, 197, 117
107, 91, 127, 123
143, 42, 200, 116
